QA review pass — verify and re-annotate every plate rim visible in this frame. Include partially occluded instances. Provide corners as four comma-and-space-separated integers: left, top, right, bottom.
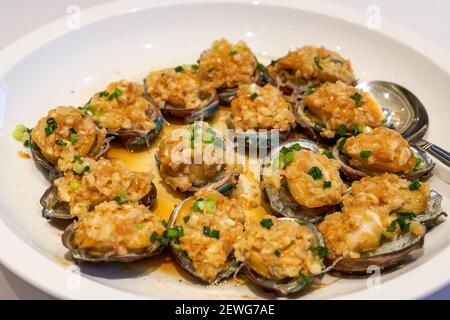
0, 0, 449, 300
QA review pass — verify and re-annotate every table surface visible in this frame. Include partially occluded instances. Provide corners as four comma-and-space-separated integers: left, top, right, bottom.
0, 0, 449, 300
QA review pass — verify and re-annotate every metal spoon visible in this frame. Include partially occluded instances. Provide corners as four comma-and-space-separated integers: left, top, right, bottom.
357, 81, 450, 167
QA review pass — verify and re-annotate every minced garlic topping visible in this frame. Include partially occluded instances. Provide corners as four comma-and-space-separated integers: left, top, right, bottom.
55, 157, 153, 217
282, 150, 346, 208
318, 174, 429, 258
343, 127, 416, 174
302, 81, 385, 138
146, 66, 215, 110
157, 124, 228, 192
89, 80, 155, 131
267, 45, 355, 86
343, 174, 429, 214
74, 201, 164, 257
234, 216, 322, 280
230, 84, 295, 131
31, 106, 106, 164
198, 38, 257, 90
176, 189, 245, 282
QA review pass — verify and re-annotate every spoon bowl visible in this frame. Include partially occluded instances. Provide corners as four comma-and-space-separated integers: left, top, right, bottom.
357, 81, 449, 167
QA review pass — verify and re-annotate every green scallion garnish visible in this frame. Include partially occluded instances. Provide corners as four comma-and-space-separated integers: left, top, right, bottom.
55, 139, 67, 146
409, 180, 421, 191
70, 128, 78, 143
314, 56, 323, 71
338, 124, 347, 137
307, 166, 322, 180
45, 118, 57, 136
260, 218, 273, 229
108, 88, 122, 101
359, 150, 371, 159
350, 92, 362, 107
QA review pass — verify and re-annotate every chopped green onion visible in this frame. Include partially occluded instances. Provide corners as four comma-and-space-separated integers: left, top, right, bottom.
250, 92, 258, 101
398, 212, 417, 220
409, 180, 421, 191
291, 143, 302, 151
322, 150, 333, 159
183, 215, 191, 223
98, 91, 109, 98
186, 127, 194, 141
314, 121, 324, 130
210, 229, 220, 239
309, 246, 328, 257
307, 166, 323, 180
272, 156, 282, 170
55, 139, 67, 146
306, 83, 320, 95
281, 183, 289, 190
203, 226, 220, 239
413, 157, 423, 172
270, 60, 277, 67
69, 181, 80, 190
172, 243, 182, 250
307, 83, 321, 90
83, 103, 94, 113
167, 225, 184, 238
282, 150, 294, 164
113, 190, 128, 205
386, 212, 416, 234
298, 274, 312, 285
350, 124, 361, 136
73, 156, 82, 164
229, 50, 237, 56
314, 56, 323, 70
74, 164, 89, 176
323, 181, 331, 188
350, 92, 362, 107
150, 232, 168, 246
260, 218, 273, 229
338, 124, 347, 137
118, 189, 128, 197
108, 88, 122, 101
202, 131, 216, 144
191, 64, 199, 71
359, 150, 371, 159
135, 224, 144, 230
257, 63, 265, 73
279, 146, 289, 154
274, 249, 281, 257
174, 65, 184, 73
337, 137, 347, 151
45, 118, 57, 136
192, 198, 205, 212
70, 129, 78, 143
204, 200, 216, 213
12, 124, 28, 142
113, 195, 127, 205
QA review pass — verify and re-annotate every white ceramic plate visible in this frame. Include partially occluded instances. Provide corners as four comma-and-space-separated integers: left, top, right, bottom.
0, 0, 449, 300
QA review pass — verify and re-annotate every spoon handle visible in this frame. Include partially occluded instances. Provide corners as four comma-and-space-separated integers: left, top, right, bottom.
415, 139, 450, 167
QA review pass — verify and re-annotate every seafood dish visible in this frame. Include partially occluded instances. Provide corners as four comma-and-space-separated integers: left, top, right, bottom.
12, 38, 446, 297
